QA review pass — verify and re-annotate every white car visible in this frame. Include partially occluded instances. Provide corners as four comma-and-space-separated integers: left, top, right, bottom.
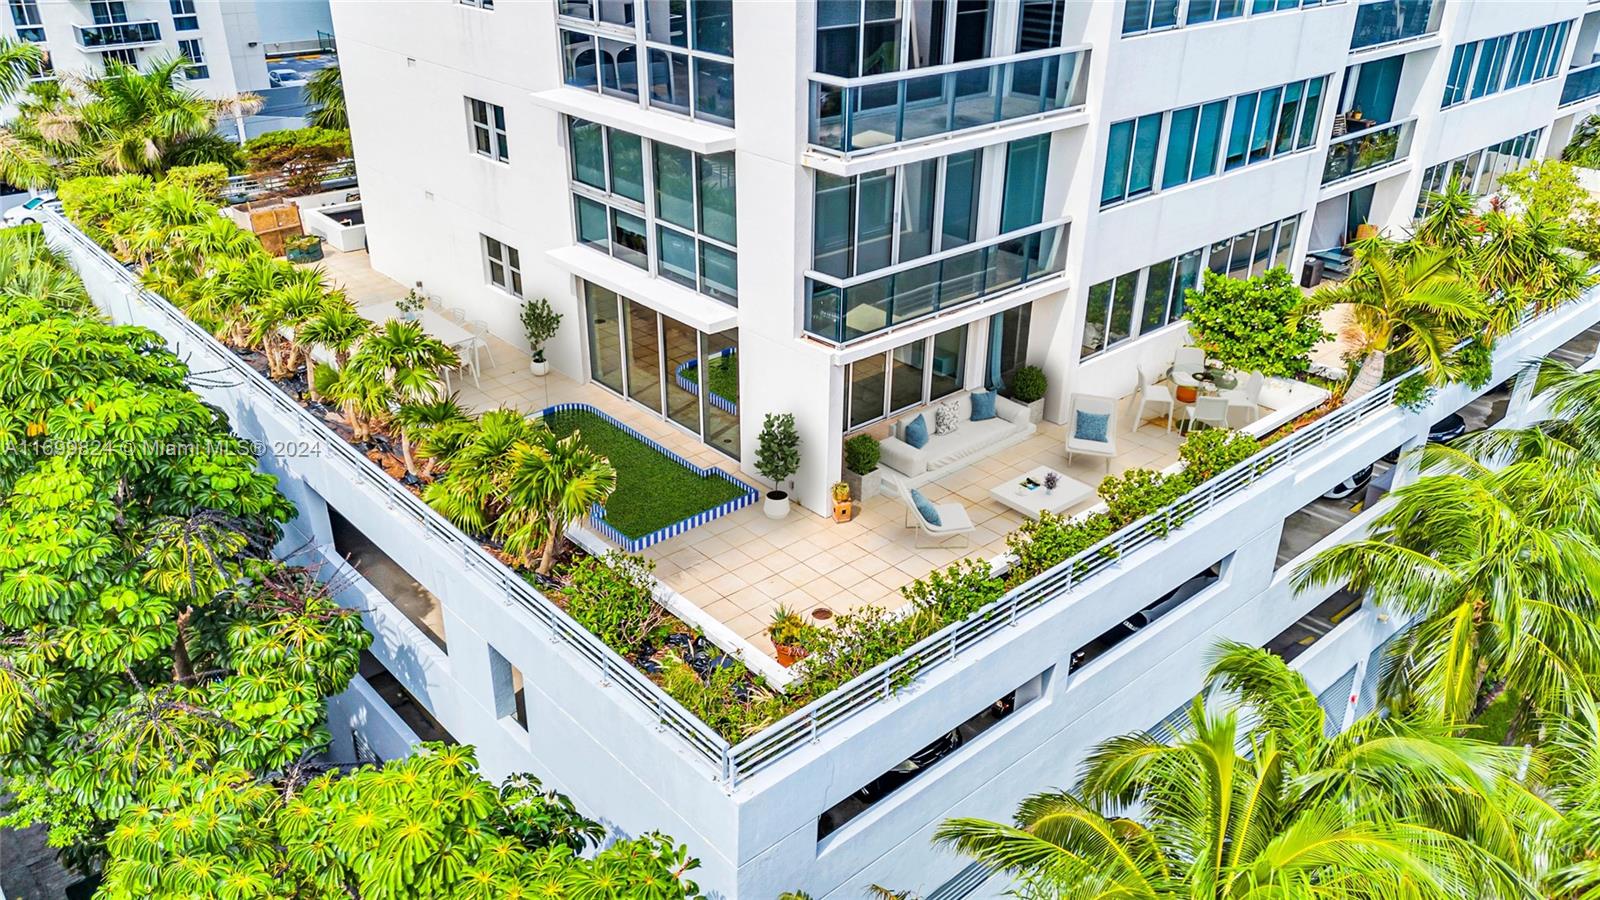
3, 195, 54, 227
269, 68, 308, 88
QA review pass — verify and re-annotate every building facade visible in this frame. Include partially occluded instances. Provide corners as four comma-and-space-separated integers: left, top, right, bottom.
0, 0, 333, 129
56, 0, 1600, 896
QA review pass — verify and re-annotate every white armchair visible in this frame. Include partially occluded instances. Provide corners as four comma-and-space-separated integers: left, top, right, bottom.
897, 482, 975, 547
1066, 393, 1118, 470
1226, 371, 1265, 423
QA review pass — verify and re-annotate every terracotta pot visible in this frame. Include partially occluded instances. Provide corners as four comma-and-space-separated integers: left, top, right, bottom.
775, 643, 809, 668
832, 499, 853, 523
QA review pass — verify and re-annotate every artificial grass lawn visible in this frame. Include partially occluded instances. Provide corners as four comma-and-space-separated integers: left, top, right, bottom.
545, 408, 747, 539
688, 352, 738, 406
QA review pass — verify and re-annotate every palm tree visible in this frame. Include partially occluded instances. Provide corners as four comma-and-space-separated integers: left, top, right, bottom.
1294, 433, 1600, 730
305, 65, 347, 131
502, 429, 616, 574
329, 320, 456, 441
1315, 241, 1488, 400
1411, 177, 1481, 255
936, 643, 1545, 899
421, 409, 541, 535
248, 271, 328, 379
297, 295, 374, 401
1474, 209, 1595, 319
390, 395, 468, 479
0, 55, 259, 188
1539, 693, 1600, 898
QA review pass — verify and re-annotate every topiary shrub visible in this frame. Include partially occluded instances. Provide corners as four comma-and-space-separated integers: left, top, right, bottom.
843, 433, 880, 475
1009, 365, 1048, 403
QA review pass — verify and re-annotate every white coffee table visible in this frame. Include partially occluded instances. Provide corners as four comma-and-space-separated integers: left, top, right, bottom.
989, 465, 1094, 518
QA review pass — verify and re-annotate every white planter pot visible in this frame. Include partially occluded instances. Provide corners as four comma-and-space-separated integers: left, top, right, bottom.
1026, 399, 1045, 424
846, 468, 882, 500
763, 490, 791, 519
530, 359, 550, 376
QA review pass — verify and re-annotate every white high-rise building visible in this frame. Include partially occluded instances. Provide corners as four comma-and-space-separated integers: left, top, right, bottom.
49, 0, 1600, 896
1, 0, 333, 126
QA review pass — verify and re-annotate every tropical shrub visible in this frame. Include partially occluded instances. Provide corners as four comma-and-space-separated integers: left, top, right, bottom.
1098, 467, 1192, 531
843, 432, 880, 475
756, 412, 801, 488
1184, 267, 1329, 377
1176, 428, 1259, 481
562, 552, 669, 655
1004, 510, 1117, 586
244, 126, 352, 195
660, 653, 784, 740
157, 162, 230, 204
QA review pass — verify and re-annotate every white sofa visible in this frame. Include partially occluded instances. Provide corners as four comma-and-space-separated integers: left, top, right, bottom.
878, 391, 1037, 491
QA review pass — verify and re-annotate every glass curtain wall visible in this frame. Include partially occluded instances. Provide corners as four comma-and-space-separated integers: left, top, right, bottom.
846, 323, 969, 429
561, 0, 735, 124
816, 0, 997, 79
581, 281, 740, 457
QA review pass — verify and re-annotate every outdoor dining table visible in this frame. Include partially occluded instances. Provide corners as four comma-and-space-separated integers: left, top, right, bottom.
363, 300, 480, 387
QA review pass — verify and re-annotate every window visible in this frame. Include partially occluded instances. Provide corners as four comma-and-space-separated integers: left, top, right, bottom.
1416, 128, 1543, 217
91, 0, 127, 24
1125, 0, 1322, 36
483, 235, 524, 297
843, 324, 968, 429
9, 0, 41, 41
176, 39, 207, 80
1017, 0, 1065, 51
102, 48, 138, 70
1102, 76, 1326, 207
816, 0, 998, 78
460, 0, 494, 7
467, 97, 509, 162
488, 646, 527, 730
1122, 0, 1180, 36
562, 0, 735, 124
1001, 134, 1050, 233
567, 116, 738, 303
169, 0, 197, 30
1441, 20, 1570, 108
1080, 215, 1297, 358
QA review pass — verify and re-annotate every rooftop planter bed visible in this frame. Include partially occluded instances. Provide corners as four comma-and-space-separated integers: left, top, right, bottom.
538, 404, 754, 549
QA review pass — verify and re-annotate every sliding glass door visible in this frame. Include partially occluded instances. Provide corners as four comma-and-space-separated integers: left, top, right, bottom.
581, 280, 740, 458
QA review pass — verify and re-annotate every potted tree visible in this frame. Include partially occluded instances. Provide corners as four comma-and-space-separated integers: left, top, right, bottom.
1009, 365, 1048, 424
768, 604, 810, 667
842, 433, 881, 501
830, 482, 853, 523
756, 412, 800, 519
521, 297, 562, 376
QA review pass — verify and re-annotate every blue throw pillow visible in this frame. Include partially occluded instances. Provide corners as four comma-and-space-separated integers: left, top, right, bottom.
969, 390, 998, 421
910, 488, 941, 526
1074, 410, 1110, 443
904, 413, 929, 449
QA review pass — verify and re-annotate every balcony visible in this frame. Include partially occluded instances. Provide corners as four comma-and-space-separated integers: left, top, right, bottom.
1561, 61, 1600, 107
808, 47, 1089, 158
1348, 0, 1436, 51
73, 19, 162, 50
1321, 117, 1415, 185
805, 220, 1068, 343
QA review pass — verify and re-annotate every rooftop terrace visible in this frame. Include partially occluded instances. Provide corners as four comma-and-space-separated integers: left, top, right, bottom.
314, 248, 1322, 660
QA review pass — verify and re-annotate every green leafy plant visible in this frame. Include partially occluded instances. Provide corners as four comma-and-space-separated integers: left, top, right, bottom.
284, 232, 321, 253
659, 652, 782, 740
562, 552, 667, 655
1177, 428, 1260, 481
1098, 467, 1194, 532
843, 432, 880, 476
242, 126, 351, 196
520, 296, 562, 363
502, 427, 618, 574
768, 603, 811, 647
1008, 364, 1048, 403
1004, 510, 1117, 586
756, 412, 801, 489
1185, 267, 1330, 378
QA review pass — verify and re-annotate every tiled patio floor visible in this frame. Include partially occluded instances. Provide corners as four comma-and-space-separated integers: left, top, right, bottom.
312, 248, 1279, 658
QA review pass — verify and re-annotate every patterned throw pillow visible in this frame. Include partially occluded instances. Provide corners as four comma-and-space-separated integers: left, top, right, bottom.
1074, 410, 1111, 443
933, 398, 962, 435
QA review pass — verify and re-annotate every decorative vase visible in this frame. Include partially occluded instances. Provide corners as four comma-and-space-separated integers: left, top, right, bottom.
530, 358, 550, 376
763, 490, 791, 519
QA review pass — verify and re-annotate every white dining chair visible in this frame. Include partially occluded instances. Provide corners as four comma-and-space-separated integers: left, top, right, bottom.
1226, 372, 1265, 423
1173, 346, 1206, 379
455, 347, 481, 389
1130, 362, 1175, 432
1184, 395, 1231, 432
468, 319, 496, 368
449, 306, 467, 325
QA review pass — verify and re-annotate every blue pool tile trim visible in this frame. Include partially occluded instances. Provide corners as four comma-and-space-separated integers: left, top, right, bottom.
672, 346, 738, 415
537, 402, 758, 553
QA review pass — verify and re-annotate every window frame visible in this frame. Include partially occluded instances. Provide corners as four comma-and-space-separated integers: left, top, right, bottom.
466, 97, 510, 163
1441, 20, 1571, 109
482, 234, 525, 298
842, 323, 969, 431
177, 38, 207, 80
168, 0, 198, 30
559, 0, 735, 125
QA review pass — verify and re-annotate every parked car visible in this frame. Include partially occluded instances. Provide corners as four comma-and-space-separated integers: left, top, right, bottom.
854, 728, 963, 802
1121, 571, 1218, 634
1382, 412, 1467, 463
3, 195, 54, 227
269, 68, 308, 88
1321, 464, 1375, 501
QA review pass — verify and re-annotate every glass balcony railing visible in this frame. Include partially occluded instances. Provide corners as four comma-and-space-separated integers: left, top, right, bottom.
1561, 62, 1600, 106
805, 221, 1068, 343
1348, 0, 1435, 50
73, 20, 162, 50
809, 48, 1089, 156
1321, 118, 1414, 184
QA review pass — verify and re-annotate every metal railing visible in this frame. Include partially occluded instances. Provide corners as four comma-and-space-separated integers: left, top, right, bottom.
39, 211, 739, 779
1562, 61, 1600, 107
805, 219, 1068, 343
224, 159, 356, 200
73, 19, 161, 49
1348, 0, 1436, 50
809, 46, 1089, 156
1321, 117, 1414, 185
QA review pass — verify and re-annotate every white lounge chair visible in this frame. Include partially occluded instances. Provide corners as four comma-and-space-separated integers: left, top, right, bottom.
1066, 393, 1118, 470
1129, 362, 1175, 432
897, 482, 974, 548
